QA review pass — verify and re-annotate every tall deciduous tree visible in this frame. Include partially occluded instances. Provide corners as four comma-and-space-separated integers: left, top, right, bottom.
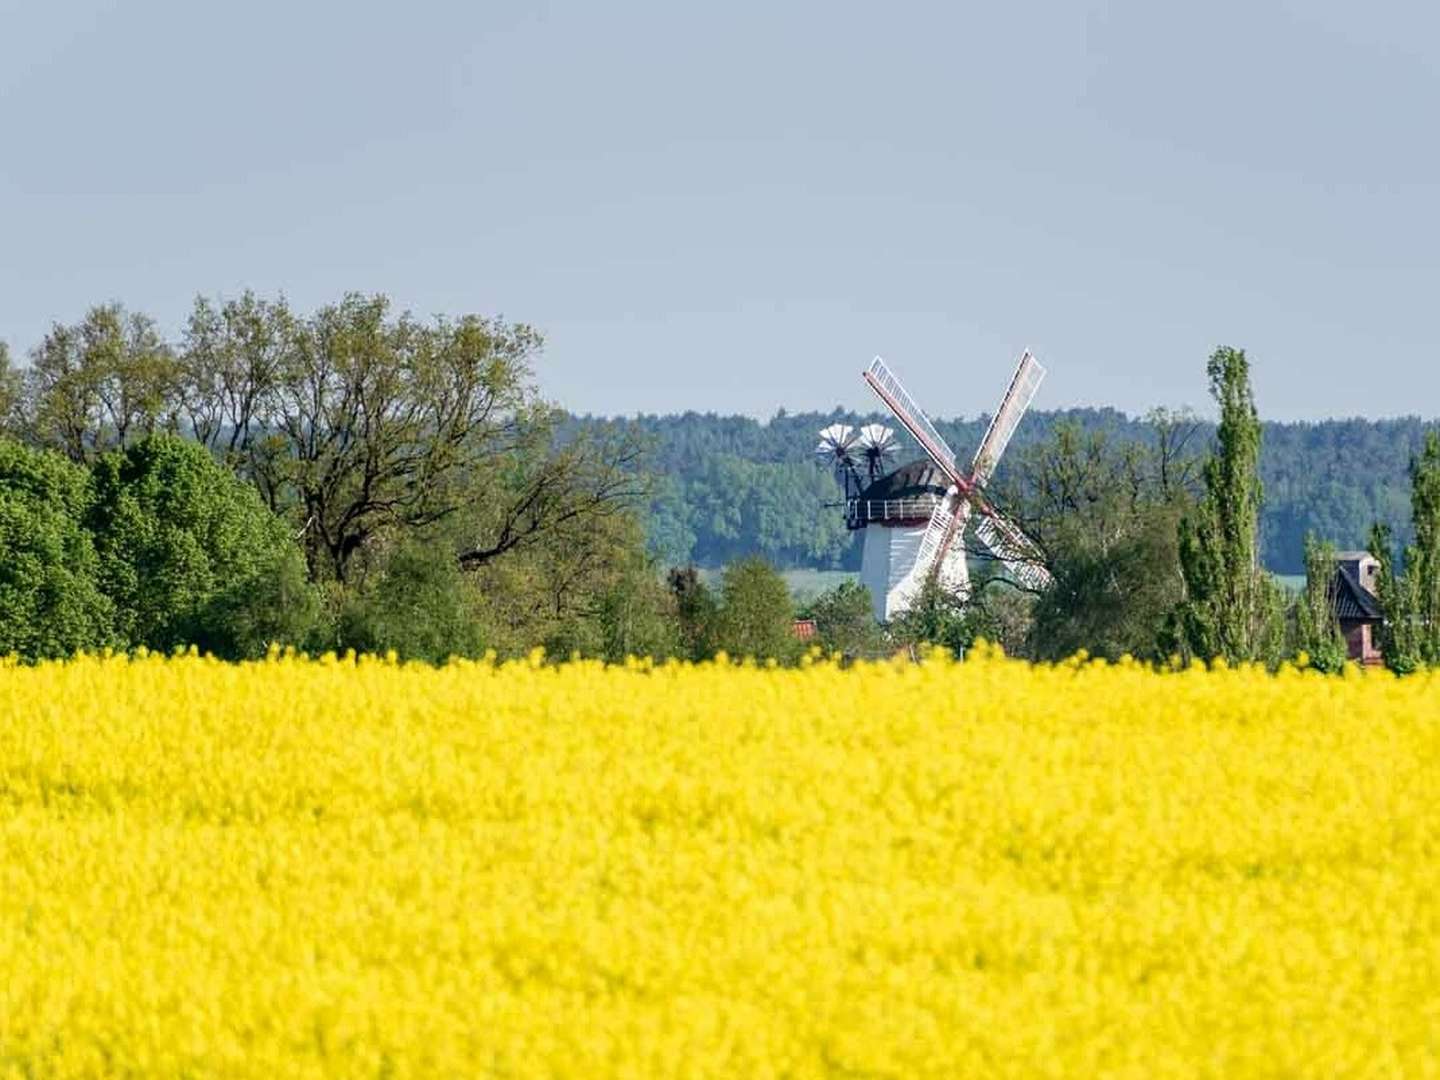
1174, 347, 1285, 664
0, 439, 115, 658
668, 566, 718, 660
87, 435, 318, 659
1370, 430, 1440, 672
998, 417, 1193, 662
1296, 534, 1347, 672
0, 343, 21, 434
713, 557, 798, 662
804, 580, 884, 660
176, 292, 645, 584
25, 305, 178, 460
179, 291, 294, 457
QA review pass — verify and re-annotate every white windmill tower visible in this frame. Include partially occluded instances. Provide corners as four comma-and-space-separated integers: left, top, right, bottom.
841, 352, 1053, 622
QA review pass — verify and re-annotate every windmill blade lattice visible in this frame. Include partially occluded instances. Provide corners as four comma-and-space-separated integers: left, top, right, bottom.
908, 489, 974, 593
970, 352, 1045, 489
862, 357, 963, 484
974, 512, 1053, 592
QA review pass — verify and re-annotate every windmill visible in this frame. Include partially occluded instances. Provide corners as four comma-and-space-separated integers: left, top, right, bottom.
839, 352, 1053, 621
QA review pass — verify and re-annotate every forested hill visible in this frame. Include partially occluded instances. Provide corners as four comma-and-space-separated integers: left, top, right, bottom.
567, 408, 1427, 575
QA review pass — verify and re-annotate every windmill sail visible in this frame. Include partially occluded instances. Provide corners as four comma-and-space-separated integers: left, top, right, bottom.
909, 489, 973, 589
862, 357, 963, 485
970, 351, 1045, 489
974, 512, 1052, 591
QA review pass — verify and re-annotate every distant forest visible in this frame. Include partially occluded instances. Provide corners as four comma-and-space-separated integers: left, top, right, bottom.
567, 409, 1427, 576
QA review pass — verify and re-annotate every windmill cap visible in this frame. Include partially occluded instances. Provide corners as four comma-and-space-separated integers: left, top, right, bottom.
856, 458, 950, 501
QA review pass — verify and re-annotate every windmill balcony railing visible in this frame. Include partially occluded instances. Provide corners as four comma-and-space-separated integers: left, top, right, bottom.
846, 495, 944, 528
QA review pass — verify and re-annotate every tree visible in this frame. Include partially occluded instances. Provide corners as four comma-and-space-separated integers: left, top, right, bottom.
0, 439, 114, 659
804, 580, 884, 660
174, 292, 647, 585
713, 557, 798, 662
645, 474, 697, 567
1146, 406, 1202, 501
888, 576, 991, 657
1174, 347, 1285, 664
1296, 534, 1347, 673
333, 537, 488, 663
1028, 508, 1183, 662
1370, 430, 1440, 672
0, 343, 21, 435
24, 305, 178, 460
998, 418, 1192, 662
87, 435, 318, 658
668, 566, 718, 660
178, 291, 293, 457
594, 561, 681, 663
454, 417, 646, 578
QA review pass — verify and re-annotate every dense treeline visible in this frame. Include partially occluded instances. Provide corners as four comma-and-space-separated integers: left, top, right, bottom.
0, 295, 902, 665
4, 297, 1436, 670
570, 408, 1426, 574
0, 296, 667, 662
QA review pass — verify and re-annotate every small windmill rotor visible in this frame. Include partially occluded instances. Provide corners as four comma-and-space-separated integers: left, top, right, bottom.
815, 423, 858, 472
816, 423, 862, 497
855, 423, 897, 483
861, 351, 1052, 602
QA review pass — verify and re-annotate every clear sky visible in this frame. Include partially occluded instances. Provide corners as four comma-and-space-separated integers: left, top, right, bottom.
1, 0, 1436, 420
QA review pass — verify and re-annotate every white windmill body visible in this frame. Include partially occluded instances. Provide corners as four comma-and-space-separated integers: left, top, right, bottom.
831, 352, 1053, 623
849, 459, 970, 621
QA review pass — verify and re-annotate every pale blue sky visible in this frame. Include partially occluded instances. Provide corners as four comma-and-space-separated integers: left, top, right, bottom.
1, 0, 1436, 420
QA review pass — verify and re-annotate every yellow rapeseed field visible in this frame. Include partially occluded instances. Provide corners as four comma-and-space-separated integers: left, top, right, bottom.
0, 646, 1437, 1078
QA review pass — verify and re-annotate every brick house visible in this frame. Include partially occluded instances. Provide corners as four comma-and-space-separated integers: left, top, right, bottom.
1329, 552, 1383, 665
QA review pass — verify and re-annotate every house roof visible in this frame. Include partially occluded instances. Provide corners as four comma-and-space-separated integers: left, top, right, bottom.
857, 458, 950, 502
1331, 564, 1383, 622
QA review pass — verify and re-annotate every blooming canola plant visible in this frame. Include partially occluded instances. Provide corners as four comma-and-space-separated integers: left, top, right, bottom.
0, 648, 1436, 1077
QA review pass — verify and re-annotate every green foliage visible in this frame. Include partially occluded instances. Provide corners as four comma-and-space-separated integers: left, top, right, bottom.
1369, 522, 1418, 672
0, 439, 114, 659
644, 475, 698, 567
25, 304, 178, 460
594, 562, 681, 663
334, 539, 488, 663
570, 407, 1428, 578
803, 580, 884, 660
1371, 431, 1440, 672
0, 343, 21, 435
1175, 348, 1286, 664
889, 578, 986, 657
713, 557, 799, 662
658, 455, 853, 569
87, 436, 318, 659
1296, 535, 1347, 673
668, 566, 719, 660
1029, 505, 1184, 662
1004, 419, 1192, 662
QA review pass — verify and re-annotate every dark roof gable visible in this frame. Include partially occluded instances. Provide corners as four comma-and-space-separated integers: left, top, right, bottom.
1331, 564, 1382, 622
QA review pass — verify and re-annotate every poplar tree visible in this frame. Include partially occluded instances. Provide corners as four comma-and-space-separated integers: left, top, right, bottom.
1370, 430, 1440, 672
1174, 347, 1284, 663
1296, 534, 1346, 672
